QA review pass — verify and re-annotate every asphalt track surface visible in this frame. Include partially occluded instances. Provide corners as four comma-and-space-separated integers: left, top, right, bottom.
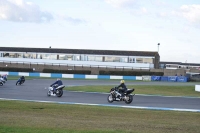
0, 79, 200, 112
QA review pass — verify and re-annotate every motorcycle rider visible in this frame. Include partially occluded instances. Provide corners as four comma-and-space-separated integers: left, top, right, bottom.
1, 74, 7, 83
19, 76, 25, 83
50, 78, 63, 93
117, 80, 127, 98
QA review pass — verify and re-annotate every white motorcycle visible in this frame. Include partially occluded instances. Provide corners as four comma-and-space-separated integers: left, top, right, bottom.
47, 84, 65, 97
0, 77, 7, 86
0, 80, 3, 86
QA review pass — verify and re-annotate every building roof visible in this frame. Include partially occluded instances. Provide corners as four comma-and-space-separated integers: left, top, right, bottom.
0, 47, 159, 57
160, 61, 182, 64
160, 61, 200, 66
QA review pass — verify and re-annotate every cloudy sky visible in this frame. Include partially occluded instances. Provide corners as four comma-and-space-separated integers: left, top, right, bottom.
0, 0, 200, 63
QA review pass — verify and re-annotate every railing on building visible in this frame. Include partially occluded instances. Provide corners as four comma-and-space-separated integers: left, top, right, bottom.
0, 60, 151, 70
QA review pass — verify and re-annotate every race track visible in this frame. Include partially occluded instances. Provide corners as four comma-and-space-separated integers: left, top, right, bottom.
0, 79, 200, 112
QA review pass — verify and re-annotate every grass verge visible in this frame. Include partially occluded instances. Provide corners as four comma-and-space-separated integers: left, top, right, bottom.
64, 85, 200, 97
0, 100, 200, 133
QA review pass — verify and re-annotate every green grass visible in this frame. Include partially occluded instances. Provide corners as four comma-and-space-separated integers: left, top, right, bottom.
64, 85, 200, 97
0, 100, 200, 133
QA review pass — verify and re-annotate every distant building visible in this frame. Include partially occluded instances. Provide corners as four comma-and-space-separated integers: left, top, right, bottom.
160, 61, 200, 69
0, 47, 160, 69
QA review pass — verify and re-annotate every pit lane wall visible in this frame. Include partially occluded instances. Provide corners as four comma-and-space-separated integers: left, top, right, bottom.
0, 71, 188, 82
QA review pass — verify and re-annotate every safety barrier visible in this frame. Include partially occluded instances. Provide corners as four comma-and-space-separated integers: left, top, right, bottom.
0, 71, 142, 80
151, 76, 188, 82
0, 71, 188, 82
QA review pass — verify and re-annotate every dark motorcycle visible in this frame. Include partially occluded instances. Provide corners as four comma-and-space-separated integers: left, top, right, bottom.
16, 79, 25, 85
47, 84, 65, 97
107, 87, 135, 104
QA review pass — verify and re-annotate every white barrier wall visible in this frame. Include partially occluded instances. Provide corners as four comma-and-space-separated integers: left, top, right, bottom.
142, 76, 151, 81
195, 85, 200, 92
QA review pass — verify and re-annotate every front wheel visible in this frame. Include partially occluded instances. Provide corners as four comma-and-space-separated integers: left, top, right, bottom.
16, 82, 20, 85
56, 90, 63, 97
47, 91, 51, 96
124, 95, 133, 104
107, 94, 114, 103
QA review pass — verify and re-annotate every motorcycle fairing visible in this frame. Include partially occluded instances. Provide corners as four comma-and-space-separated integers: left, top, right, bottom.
56, 85, 65, 90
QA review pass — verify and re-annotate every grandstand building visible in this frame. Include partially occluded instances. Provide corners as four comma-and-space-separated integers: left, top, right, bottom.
0, 47, 160, 69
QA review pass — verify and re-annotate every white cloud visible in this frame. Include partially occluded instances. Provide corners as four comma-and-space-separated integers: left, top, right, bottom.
63, 16, 87, 25
172, 4, 200, 24
140, 7, 147, 14
105, 0, 148, 15
105, 0, 138, 8
0, 0, 53, 23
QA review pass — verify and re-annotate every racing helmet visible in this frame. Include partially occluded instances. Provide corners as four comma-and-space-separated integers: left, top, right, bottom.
57, 78, 60, 81
120, 80, 125, 84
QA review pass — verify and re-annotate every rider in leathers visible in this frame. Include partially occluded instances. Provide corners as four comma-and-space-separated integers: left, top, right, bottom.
117, 80, 127, 97
51, 78, 63, 93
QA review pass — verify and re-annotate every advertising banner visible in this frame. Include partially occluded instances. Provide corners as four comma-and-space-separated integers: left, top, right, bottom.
161, 76, 168, 81
151, 76, 161, 81
177, 76, 188, 82
168, 76, 177, 82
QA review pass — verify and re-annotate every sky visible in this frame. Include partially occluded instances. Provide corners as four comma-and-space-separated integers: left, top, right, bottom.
0, 0, 200, 63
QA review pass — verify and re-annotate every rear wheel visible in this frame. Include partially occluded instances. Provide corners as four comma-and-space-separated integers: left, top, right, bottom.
125, 95, 133, 104
0, 82, 3, 86
107, 94, 114, 103
56, 90, 63, 97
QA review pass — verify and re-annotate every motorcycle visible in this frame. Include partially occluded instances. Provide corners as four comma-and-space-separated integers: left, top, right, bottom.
16, 79, 25, 85
47, 84, 65, 97
0, 76, 7, 85
0, 80, 3, 86
107, 87, 135, 104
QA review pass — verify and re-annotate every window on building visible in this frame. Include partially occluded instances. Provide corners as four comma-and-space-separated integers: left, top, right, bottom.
36, 54, 43, 59
81, 55, 87, 61
41, 54, 50, 59
105, 56, 120, 62
58, 54, 67, 60
143, 58, 153, 63
50, 54, 57, 60
73, 55, 80, 61
136, 58, 143, 63
120, 57, 128, 63
88, 56, 102, 62
129, 57, 135, 63
67, 55, 73, 60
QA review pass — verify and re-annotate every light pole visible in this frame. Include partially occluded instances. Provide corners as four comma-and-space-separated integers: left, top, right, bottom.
157, 43, 160, 53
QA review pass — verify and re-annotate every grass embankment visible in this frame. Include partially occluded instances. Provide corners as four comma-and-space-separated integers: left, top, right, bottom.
0, 101, 200, 133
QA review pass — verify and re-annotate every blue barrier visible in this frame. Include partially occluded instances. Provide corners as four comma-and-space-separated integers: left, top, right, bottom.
74, 74, 85, 79
151, 76, 161, 81
29, 72, 40, 77
168, 76, 177, 82
8, 72, 18, 76
161, 76, 168, 81
177, 76, 188, 82
97, 75, 110, 79
51, 73, 62, 78
123, 76, 136, 80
